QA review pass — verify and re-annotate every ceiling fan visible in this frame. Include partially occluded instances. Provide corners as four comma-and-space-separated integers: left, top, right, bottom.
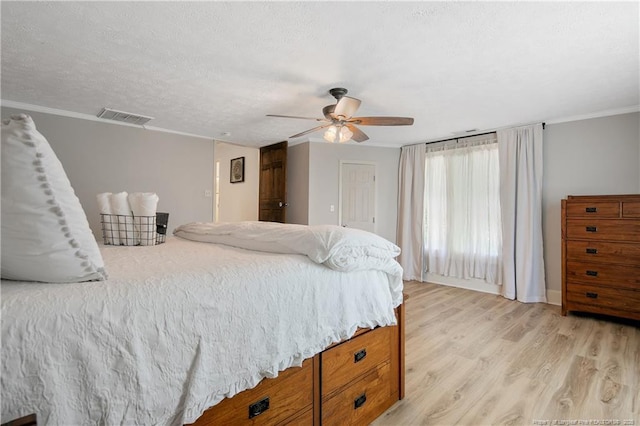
267, 88, 414, 143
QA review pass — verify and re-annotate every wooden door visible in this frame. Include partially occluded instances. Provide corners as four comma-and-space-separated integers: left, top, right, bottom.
340, 162, 376, 232
259, 141, 287, 222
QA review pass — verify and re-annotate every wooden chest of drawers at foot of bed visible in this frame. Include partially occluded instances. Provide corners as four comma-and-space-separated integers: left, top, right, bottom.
190, 358, 315, 426
561, 194, 640, 322
187, 302, 405, 426
321, 326, 397, 425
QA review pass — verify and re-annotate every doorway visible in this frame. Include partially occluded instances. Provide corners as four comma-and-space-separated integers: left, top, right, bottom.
339, 162, 376, 232
259, 141, 288, 222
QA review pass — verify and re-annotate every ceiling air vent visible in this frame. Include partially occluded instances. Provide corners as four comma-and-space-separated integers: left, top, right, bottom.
97, 108, 154, 126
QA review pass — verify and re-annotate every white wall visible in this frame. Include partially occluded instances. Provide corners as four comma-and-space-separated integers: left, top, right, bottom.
542, 112, 640, 301
307, 142, 400, 244
214, 141, 259, 222
2, 106, 214, 237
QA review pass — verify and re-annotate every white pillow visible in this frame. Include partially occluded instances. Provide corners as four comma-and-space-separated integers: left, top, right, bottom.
1, 113, 107, 283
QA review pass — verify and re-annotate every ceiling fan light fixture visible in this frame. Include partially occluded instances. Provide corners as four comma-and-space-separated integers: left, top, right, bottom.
323, 125, 352, 143
323, 125, 337, 143
339, 126, 353, 143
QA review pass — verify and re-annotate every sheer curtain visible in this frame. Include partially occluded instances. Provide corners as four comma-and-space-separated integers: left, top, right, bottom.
423, 135, 502, 284
498, 124, 546, 302
396, 144, 425, 281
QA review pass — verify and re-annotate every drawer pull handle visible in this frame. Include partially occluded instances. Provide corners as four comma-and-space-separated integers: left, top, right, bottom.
354, 349, 367, 363
585, 207, 597, 213
586, 292, 598, 299
248, 396, 270, 419
585, 226, 597, 233
586, 270, 598, 277
586, 248, 598, 254
354, 393, 367, 409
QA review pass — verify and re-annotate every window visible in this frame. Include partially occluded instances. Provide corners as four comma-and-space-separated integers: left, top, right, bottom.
423, 135, 502, 284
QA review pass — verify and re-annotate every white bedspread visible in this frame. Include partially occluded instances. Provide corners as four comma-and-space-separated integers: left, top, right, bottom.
1, 236, 403, 425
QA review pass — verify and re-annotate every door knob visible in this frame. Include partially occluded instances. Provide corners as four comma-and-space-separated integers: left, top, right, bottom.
278, 202, 288, 208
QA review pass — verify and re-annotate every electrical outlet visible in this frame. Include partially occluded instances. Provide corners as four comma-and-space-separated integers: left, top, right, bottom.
330, 205, 335, 212
204, 190, 212, 198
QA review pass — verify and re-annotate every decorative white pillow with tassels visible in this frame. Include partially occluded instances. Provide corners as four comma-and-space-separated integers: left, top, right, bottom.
1, 113, 107, 283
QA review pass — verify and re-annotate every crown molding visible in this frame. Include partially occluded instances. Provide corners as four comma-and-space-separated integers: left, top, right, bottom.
1, 99, 213, 141
545, 105, 639, 125
305, 136, 401, 149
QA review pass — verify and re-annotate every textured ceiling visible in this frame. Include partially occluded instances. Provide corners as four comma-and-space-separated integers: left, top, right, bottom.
1, 1, 638, 148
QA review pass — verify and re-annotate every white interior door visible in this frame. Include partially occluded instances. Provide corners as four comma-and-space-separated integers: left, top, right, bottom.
340, 162, 376, 232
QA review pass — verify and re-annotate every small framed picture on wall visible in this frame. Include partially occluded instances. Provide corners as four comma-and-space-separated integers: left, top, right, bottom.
230, 156, 245, 183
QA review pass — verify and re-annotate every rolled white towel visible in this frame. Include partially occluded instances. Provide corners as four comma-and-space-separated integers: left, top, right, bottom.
110, 192, 134, 245
96, 192, 117, 245
128, 192, 159, 245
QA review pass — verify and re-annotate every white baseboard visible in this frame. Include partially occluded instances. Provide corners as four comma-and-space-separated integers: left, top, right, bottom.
423, 273, 563, 306
546, 290, 562, 306
424, 273, 501, 296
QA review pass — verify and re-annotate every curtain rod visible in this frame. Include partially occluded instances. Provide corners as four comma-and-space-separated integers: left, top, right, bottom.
424, 122, 546, 146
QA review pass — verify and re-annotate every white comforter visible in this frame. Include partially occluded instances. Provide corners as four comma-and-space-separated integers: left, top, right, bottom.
1, 233, 403, 425
174, 221, 403, 279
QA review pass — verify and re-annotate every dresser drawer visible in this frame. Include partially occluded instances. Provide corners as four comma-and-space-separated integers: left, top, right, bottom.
322, 361, 394, 426
566, 261, 640, 290
566, 201, 620, 218
322, 326, 392, 397
623, 201, 640, 218
566, 240, 640, 266
191, 358, 313, 426
281, 408, 313, 426
565, 219, 640, 241
566, 283, 640, 314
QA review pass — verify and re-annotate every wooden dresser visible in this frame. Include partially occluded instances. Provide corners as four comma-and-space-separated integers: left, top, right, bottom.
561, 194, 640, 321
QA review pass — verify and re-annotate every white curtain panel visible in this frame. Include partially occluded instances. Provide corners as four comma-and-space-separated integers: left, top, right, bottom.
423, 136, 503, 284
396, 144, 426, 281
498, 124, 547, 302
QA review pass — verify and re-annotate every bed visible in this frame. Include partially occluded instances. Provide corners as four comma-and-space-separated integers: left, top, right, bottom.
1, 114, 404, 425
1, 222, 405, 425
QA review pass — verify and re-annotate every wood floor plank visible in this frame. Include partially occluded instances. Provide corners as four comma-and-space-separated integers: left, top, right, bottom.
544, 355, 599, 419
596, 357, 628, 418
631, 327, 640, 415
372, 281, 640, 426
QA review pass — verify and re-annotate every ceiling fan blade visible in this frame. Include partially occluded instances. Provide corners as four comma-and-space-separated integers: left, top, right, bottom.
333, 96, 361, 118
322, 105, 336, 119
289, 123, 333, 139
350, 117, 414, 126
346, 124, 369, 143
266, 114, 328, 122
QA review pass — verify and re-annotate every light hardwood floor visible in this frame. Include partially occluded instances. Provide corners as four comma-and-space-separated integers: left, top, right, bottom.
372, 281, 640, 426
